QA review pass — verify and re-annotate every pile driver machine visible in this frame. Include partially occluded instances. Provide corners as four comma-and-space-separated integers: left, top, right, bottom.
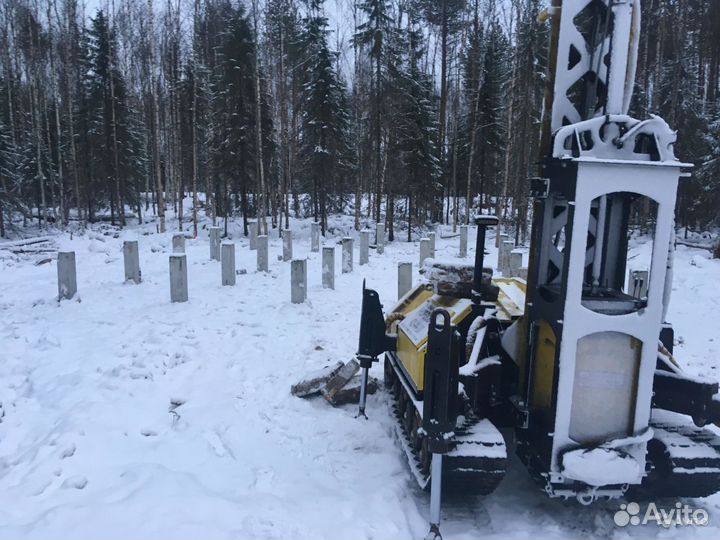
353, 0, 720, 536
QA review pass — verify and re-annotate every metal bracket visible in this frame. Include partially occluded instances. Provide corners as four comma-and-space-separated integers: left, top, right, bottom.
510, 395, 530, 429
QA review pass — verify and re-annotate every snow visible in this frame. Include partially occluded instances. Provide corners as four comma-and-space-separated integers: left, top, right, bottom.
1, 214, 720, 539
562, 447, 642, 487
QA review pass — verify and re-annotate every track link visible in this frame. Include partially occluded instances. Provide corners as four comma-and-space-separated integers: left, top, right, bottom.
385, 353, 507, 495
641, 410, 720, 498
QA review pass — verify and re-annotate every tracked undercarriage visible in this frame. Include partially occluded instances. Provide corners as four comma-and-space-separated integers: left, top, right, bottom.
641, 411, 720, 498
385, 353, 507, 494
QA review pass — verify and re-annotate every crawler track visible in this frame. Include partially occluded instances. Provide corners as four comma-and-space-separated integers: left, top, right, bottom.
385, 353, 507, 495
641, 410, 720, 498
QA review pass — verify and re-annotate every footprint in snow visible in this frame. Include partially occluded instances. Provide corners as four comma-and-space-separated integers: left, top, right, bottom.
61, 475, 88, 490
59, 443, 76, 459
30, 478, 53, 496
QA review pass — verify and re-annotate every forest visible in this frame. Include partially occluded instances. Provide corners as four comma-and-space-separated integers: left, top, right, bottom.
0, 0, 718, 242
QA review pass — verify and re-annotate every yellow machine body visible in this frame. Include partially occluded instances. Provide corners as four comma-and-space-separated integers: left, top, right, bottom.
390, 278, 527, 393
529, 320, 557, 411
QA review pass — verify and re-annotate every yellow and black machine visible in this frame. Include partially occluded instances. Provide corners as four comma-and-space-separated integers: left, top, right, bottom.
353, 0, 720, 537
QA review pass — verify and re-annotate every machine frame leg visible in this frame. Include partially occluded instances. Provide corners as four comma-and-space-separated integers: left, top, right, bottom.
357, 365, 370, 419
427, 454, 444, 539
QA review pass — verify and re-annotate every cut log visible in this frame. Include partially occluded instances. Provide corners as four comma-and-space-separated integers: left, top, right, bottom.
321, 359, 360, 404
291, 361, 344, 398
328, 375, 379, 406
0, 236, 54, 248
2, 248, 57, 254
676, 239, 714, 252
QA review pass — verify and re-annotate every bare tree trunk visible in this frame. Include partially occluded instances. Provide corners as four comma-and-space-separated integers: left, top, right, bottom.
438, 1, 449, 224
651, 2, 665, 112
47, 0, 66, 226
168, 0, 182, 229
148, 0, 165, 232
450, 56, 460, 232
277, 17, 290, 231
109, 0, 125, 227
501, 6, 520, 243
252, 0, 267, 235
353, 2, 361, 231
191, 0, 199, 237
31, 83, 48, 229
407, 193, 412, 242
465, 77, 482, 225
43, 91, 58, 222
465, 0, 482, 226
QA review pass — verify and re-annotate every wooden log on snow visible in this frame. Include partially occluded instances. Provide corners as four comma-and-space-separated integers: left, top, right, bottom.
291, 361, 345, 398
2, 248, 57, 254
328, 375, 379, 406
675, 238, 714, 252
0, 236, 55, 248
321, 359, 360, 404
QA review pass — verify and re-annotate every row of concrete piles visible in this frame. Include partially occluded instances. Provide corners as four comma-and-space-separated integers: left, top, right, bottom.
54, 221, 390, 304
54, 222, 526, 306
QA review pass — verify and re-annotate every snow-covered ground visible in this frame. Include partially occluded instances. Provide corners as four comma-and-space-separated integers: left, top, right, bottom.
0, 214, 719, 539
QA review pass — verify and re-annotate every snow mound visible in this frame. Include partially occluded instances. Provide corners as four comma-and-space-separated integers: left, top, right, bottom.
88, 239, 110, 254
561, 447, 641, 486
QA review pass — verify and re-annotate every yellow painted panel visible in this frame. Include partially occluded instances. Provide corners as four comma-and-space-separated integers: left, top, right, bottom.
493, 278, 527, 322
395, 293, 473, 392
397, 329, 426, 389
531, 320, 556, 410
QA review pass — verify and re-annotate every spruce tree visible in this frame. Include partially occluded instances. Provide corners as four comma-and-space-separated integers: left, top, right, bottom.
209, 3, 256, 228
266, 0, 303, 228
462, 18, 508, 214
85, 10, 142, 224
299, 0, 352, 233
394, 12, 441, 240
417, 0, 466, 221
354, 0, 393, 223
